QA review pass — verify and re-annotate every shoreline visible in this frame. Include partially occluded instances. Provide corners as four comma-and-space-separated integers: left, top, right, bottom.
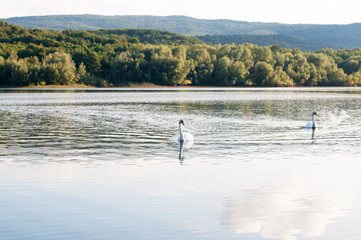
1, 82, 361, 90
1, 86, 361, 90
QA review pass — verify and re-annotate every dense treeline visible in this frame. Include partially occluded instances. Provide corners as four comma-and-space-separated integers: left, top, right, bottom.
2, 20, 361, 87
197, 34, 336, 52
91, 29, 203, 45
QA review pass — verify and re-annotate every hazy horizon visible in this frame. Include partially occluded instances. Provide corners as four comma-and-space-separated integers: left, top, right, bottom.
3, 13, 361, 26
2, 0, 361, 25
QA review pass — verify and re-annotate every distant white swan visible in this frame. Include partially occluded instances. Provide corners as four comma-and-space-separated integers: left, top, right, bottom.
306, 112, 318, 129
177, 119, 194, 142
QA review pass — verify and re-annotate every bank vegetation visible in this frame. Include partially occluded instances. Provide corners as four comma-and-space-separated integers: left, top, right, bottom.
1, 20, 361, 87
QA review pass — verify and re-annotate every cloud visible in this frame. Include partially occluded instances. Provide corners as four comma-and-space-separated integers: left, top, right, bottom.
221, 162, 360, 240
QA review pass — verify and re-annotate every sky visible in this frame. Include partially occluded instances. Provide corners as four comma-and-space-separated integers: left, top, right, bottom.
2, 0, 361, 24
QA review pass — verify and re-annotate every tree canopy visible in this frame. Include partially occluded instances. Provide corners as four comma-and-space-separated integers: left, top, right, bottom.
2, 20, 361, 87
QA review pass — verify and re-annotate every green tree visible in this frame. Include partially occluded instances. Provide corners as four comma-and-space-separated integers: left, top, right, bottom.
84, 51, 101, 73
272, 66, 293, 86
342, 59, 359, 74
213, 56, 232, 86
251, 61, 274, 86
109, 52, 137, 85
324, 67, 347, 86
230, 61, 247, 86
0, 56, 4, 84
76, 62, 87, 82
1, 52, 31, 86
73, 50, 101, 74
253, 46, 273, 63
239, 46, 254, 71
41, 52, 77, 85
348, 70, 361, 86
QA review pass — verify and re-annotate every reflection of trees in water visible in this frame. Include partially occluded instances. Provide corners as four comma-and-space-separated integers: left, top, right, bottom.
172, 97, 359, 134
0, 104, 115, 149
171, 98, 339, 118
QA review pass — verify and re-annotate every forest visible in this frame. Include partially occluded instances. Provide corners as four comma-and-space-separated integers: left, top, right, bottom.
197, 34, 336, 51
7, 15, 361, 50
2, 20, 361, 87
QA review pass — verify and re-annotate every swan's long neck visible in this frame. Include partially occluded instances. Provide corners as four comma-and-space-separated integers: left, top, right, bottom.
179, 123, 184, 141
312, 114, 316, 128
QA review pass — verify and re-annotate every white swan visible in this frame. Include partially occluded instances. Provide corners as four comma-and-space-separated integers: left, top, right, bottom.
177, 119, 194, 142
306, 112, 318, 129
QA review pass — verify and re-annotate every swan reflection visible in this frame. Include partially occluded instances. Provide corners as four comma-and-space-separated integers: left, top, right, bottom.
178, 140, 185, 162
178, 139, 193, 164
311, 128, 316, 144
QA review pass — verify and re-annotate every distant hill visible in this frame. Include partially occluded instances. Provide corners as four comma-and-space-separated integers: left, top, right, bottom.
4, 15, 279, 35
4, 15, 361, 50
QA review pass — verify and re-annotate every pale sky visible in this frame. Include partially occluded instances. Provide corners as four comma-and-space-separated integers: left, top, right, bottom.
2, 0, 361, 24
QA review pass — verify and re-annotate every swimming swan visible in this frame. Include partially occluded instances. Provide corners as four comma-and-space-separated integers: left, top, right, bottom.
177, 119, 194, 142
306, 112, 318, 129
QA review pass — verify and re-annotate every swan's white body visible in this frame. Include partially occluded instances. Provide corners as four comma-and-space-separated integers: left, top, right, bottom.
177, 120, 194, 142
306, 112, 317, 129
177, 120, 193, 162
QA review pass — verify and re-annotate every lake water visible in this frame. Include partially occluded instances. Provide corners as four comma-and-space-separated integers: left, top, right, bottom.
1, 87, 361, 240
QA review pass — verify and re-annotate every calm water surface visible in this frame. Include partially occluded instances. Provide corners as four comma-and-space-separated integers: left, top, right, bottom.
1, 87, 361, 240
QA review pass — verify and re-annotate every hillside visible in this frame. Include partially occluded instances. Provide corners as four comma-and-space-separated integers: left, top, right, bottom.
4, 15, 279, 35
2, 20, 361, 88
4, 15, 361, 50
90, 29, 203, 45
197, 34, 339, 51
